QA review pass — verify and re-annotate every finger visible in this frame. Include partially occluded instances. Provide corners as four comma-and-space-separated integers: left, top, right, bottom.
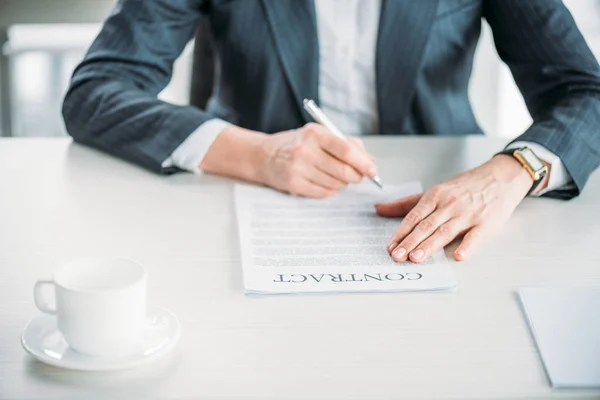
304, 165, 347, 191
347, 137, 375, 161
290, 178, 337, 199
454, 225, 485, 261
408, 218, 469, 263
385, 195, 437, 256
315, 130, 377, 178
375, 193, 423, 217
308, 145, 363, 184
390, 208, 451, 262
347, 136, 366, 151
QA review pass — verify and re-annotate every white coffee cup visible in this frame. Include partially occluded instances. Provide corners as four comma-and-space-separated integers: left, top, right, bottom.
33, 258, 147, 358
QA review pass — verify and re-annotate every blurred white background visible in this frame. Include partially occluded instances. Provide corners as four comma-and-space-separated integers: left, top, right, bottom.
0, 0, 599, 139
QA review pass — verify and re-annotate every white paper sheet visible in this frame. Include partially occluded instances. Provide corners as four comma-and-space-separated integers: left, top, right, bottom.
234, 181, 456, 294
519, 287, 600, 388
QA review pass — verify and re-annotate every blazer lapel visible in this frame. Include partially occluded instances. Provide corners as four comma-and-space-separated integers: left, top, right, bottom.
260, 0, 319, 123
376, 0, 439, 134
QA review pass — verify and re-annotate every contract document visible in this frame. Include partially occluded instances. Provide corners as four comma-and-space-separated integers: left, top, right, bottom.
234, 181, 456, 294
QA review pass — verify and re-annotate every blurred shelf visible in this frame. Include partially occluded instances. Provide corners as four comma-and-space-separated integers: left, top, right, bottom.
0, 0, 115, 27
4, 24, 102, 54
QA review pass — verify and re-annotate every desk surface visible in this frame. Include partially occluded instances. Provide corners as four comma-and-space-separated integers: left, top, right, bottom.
1, 137, 599, 400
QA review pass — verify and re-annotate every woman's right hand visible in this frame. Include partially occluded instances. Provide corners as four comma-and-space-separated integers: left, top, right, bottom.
200, 123, 377, 198
257, 123, 377, 197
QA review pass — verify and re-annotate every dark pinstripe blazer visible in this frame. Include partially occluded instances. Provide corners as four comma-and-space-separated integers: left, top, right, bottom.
63, 0, 600, 198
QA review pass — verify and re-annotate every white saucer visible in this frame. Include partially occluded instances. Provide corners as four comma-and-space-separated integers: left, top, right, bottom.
21, 306, 181, 371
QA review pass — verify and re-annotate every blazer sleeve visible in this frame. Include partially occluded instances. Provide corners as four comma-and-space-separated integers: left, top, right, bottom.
484, 0, 600, 199
62, 0, 212, 174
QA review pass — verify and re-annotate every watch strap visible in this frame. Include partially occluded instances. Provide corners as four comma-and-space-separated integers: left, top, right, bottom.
496, 148, 545, 195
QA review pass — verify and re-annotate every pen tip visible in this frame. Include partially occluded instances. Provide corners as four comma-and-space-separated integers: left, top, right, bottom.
303, 99, 310, 105
372, 176, 384, 190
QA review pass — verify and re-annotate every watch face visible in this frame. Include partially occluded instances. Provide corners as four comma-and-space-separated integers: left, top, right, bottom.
520, 148, 544, 171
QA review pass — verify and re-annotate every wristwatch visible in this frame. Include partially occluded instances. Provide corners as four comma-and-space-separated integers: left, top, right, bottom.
497, 146, 548, 195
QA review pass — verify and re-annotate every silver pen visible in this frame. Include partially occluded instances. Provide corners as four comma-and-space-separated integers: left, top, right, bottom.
303, 99, 384, 189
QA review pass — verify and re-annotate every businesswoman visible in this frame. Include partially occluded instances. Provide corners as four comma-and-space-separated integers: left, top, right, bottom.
63, 0, 600, 262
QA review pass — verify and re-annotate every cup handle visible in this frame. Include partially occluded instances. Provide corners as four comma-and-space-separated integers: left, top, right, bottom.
34, 280, 56, 315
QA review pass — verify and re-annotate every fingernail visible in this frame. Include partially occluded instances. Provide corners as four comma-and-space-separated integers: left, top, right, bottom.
368, 166, 378, 178
411, 249, 424, 261
387, 242, 397, 253
455, 249, 466, 259
392, 247, 406, 261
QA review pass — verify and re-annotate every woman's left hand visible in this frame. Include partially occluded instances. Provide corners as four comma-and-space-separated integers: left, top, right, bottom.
375, 155, 540, 263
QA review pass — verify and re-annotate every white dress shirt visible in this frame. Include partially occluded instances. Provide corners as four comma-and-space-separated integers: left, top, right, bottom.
164, 0, 572, 195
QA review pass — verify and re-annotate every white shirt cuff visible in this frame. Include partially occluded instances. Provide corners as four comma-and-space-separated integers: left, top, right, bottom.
506, 141, 574, 196
161, 119, 231, 174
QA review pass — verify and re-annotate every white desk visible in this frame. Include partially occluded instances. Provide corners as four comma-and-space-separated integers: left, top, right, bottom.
1, 137, 599, 399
